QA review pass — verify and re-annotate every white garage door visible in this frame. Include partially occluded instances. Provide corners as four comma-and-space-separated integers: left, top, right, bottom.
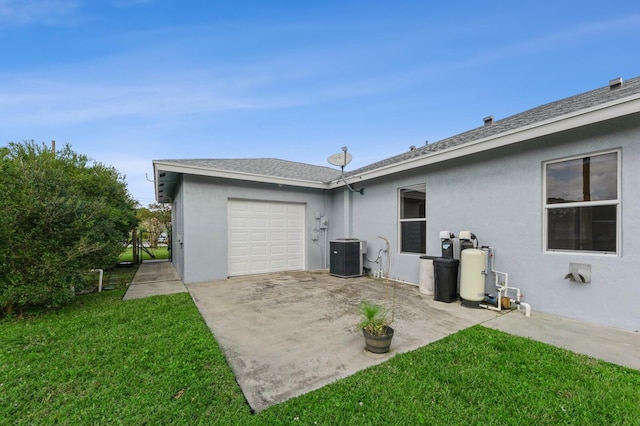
228, 199, 306, 276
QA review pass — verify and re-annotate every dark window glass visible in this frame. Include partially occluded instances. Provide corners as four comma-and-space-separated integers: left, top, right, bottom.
546, 152, 617, 204
401, 221, 426, 253
547, 205, 617, 252
401, 188, 425, 219
400, 186, 426, 254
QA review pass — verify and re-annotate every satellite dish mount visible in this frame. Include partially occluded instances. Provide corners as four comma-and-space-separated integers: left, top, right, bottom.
327, 146, 364, 195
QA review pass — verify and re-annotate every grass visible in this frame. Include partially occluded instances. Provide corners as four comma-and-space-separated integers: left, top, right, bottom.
118, 246, 170, 262
2, 274, 640, 425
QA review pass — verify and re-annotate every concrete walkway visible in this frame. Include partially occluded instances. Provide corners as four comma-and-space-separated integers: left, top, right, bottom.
122, 263, 640, 413
122, 261, 187, 300
482, 309, 640, 370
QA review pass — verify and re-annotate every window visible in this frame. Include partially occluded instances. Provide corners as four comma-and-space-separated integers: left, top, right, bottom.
399, 184, 426, 254
544, 151, 619, 254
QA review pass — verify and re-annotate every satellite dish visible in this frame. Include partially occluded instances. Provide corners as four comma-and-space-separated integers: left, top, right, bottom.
327, 152, 352, 167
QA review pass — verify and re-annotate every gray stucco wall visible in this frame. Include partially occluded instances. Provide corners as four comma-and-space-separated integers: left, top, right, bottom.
179, 175, 330, 283
167, 113, 638, 331
347, 114, 640, 331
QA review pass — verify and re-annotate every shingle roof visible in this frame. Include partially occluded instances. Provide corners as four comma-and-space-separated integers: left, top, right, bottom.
155, 76, 640, 190
346, 76, 640, 177
156, 158, 341, 183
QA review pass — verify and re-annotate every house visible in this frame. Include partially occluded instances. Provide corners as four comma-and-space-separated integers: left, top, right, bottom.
154, 76, 640, 332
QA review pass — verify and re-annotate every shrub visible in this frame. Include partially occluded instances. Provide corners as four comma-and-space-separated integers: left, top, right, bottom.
0, 141, 138, 315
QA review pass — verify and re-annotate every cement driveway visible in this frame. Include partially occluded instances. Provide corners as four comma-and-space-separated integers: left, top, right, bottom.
188, 271, 500, 413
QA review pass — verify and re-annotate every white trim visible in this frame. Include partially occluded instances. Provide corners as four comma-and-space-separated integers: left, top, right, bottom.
542, 149, 621, 255
398, 184, 427, 255
153, 161, 329, 190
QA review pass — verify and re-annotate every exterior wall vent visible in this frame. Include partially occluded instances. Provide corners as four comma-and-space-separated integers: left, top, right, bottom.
483, 115, 494, 126
609, 77, 623, 90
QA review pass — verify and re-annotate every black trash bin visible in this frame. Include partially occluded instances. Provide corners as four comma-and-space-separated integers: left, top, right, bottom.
433, 257, 459, 303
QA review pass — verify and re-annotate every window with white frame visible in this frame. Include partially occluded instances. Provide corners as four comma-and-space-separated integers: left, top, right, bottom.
399, 184, 426, 254
544, 150, 619, 254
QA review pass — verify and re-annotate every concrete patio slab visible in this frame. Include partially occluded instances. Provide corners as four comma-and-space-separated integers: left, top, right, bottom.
122, 261, 187, 300
187, 271, 500, 413
122, 263, 640, 413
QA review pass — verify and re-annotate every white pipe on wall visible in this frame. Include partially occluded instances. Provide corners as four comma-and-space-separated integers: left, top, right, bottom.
519, 302, 531, 317
90, 269, 104, 292
482, 246, 531, 316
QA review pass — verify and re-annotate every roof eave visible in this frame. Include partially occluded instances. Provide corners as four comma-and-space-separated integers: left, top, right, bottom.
330, 92, 640, 188
153, 161, 331, 196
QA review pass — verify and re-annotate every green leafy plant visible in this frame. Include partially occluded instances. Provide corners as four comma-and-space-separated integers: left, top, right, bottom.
0, 141, 138, 315
358, 301, 391, 336
357, 236, 396, 338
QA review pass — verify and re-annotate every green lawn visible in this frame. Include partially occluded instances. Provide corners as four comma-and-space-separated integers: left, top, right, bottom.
2, 273, 639, 425
118, 246, 170, 262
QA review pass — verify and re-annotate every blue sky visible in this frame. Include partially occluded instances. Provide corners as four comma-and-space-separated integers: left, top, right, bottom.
1, 0, 639, 205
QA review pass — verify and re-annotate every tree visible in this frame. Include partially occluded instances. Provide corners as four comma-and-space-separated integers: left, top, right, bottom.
0, 141, 138, 315
136, 203, 171, 248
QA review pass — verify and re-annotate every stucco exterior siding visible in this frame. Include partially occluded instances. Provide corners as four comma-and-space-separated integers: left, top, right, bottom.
154, 79, 640, 332
178, 175, 329, 283
348, 114, 640, 330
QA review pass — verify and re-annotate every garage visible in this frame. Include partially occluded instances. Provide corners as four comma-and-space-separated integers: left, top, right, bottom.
227, 199, 306, 276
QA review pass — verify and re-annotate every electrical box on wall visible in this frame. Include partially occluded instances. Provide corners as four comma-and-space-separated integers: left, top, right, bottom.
320, 216, 329, 229
330, 239, 365, 278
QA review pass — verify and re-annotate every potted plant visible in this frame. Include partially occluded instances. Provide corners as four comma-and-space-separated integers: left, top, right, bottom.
358, 300, 394, 353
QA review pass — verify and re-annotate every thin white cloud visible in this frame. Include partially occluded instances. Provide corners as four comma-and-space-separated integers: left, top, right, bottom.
2, 9, 639, 137
111, 0, 151, 8
0, 36, 401, 127
0, 0, 79, 26
462, 14, 640, 68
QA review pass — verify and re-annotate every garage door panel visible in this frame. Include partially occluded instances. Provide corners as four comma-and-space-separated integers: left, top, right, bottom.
230, 217, 249, 227
270, 245, 285, 255
270, 260, 285, 270
230, 231, 249, 242
270, 218, 285, 228
287, 243, 302, 254
251, 261, 268, 273
270, 203, 285, 213
251, 232, 268, 243
230, 246, 249, 256
229, 262, 249, 275
270, 231, 285, 241
287, 217, 302, 226
287, 231, 301, 240
251, 202, 269, 212
228, 200, 305, 276
251, 217, 268, 227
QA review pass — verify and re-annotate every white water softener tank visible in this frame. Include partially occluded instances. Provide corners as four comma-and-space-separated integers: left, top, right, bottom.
460, 248, 486, 306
